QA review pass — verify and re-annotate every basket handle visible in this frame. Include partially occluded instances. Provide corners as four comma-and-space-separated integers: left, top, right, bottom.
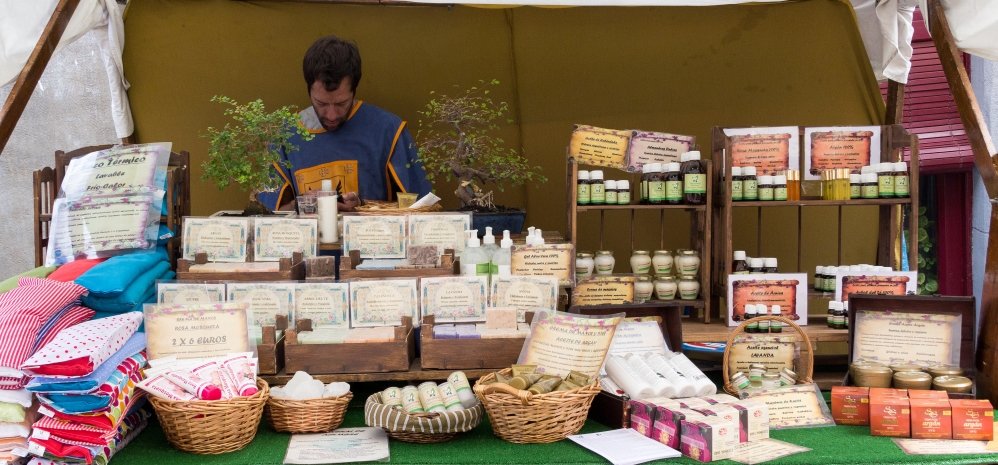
722, 315, 815, 395
477, 382, 533, 405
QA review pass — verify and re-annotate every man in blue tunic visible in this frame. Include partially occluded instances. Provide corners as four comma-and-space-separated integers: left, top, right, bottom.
259, 36, 432, 211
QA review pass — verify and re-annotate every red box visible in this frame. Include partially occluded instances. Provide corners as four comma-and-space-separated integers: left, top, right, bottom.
694, 404, 746, 443
870, 396, 911, 437
680, 415, 739, 462
910, 398, 952, 439
629, 399, 656, 437
652, 406, 703, 450
908, 390, 949, 400
869, 388, 908, 399
950, 399, 994, 441
832, 386, 870, 426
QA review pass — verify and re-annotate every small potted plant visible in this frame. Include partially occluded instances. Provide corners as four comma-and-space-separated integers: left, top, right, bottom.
415, 79, 546, 234
202, 95, 313, 216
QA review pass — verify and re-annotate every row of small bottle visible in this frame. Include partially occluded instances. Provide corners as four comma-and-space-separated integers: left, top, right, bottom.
826, 301, 849, 329
813, 264, 894, 292
459, 227, 513, 281
730, 167, 799, 201
731, 251, 779, 274
741, 304, 785, 332
577, 171, 631, 205
821, 162, 910, 200
639, 151, 707, 205
576, 249, 701, 278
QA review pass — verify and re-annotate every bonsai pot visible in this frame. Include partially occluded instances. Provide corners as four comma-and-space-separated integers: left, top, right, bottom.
471, 209, 525, 236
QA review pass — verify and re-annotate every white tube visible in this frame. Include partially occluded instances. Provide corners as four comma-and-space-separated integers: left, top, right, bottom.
665, 352, 717, 396
644, 353, 697, 398
318, 194, 338, 243
624, 353, 676, 398
604, 356, 654, 399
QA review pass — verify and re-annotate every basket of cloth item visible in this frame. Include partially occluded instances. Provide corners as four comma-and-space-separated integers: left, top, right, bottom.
354, 200, 442, 215
472, 369, 600, 444
364, 392, 483, 443
266, 373, 352, 433
148, 378, 269, 454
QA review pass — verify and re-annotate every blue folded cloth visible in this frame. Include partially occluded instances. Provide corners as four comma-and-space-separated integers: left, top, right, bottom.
75, 248, 168, 297
27, 332, 146, 395
82, 262, 170, 312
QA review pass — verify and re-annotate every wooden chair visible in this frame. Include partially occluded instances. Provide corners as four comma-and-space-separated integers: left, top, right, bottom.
32, 145, 191, 266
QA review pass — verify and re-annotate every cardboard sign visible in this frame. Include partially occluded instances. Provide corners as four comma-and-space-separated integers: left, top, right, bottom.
804, 126, 881, 180
724, 127, 799, 176
569, 125, 631, 169
144, 302, 251, 360
625, 131, 694, 171
835, 271, 916, 303
727, 336, 797, 376
727, 274, 808, 326
748, 383, 835, 429
342, 215, 407, 259
853, 310, 961, 367
510, 243, 574, 286
572, 275, 636, 306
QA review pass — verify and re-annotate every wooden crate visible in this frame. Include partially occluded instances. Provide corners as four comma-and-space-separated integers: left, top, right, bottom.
257, 315, 287, 375
284, 316, 414, 374
846, 295, 977, 399
339, 249, 458, 279
176, 252, 305, 281
419, 314, 532, 370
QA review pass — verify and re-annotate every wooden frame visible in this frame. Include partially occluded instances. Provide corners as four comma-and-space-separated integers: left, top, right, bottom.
176, 252, 305, 281
419, 314, 529, 370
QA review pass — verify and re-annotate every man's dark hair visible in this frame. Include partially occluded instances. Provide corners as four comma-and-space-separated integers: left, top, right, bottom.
303, 35, 362, 93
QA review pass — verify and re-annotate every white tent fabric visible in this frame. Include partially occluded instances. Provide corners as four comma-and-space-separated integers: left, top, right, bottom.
920, 0, 998, 62
0, 0, 131, 138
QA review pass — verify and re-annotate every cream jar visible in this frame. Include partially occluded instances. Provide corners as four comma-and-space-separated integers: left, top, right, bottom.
893, 371, 932, 390
634, 276, 655, 302
652, 250, 674, 276
594, 250, 615, 275
927, 365, 963, 378
676, 249, 701, 277
932, 375, 973, 394
575, 252, 595, 280
850, 361, 892, 388
654, 276, 678, 300
630, 250, 652, 275
678, 277, 700, 300
762, 372, 780, 390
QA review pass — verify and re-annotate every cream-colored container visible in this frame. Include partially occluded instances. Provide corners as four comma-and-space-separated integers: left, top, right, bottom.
893, 371, 932, 390
678, 277, 700, 300
652, 250, 674, 276
575, 252, 595, 280
595, 250, 615, 275
654, 276, 678, 300
630, 250, 652, 275
634, 276, 654, 302
927, 365, 963, 378
676, 249, 701, 277
932, 375, 973, 394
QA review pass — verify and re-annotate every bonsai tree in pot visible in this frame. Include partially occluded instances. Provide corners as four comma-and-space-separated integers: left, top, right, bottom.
202, 95, 313, 215
415, 79, 546, 232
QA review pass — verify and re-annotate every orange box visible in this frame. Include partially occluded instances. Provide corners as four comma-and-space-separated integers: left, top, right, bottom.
832, 386, 870, 426
910, 399, 952, 439
950, 399, 994, 441
870, 396, 911, 437
908, 390, 949, 400
869, 388, 908, 399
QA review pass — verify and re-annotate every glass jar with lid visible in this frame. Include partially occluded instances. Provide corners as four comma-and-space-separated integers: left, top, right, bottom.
575, 252, 595, 281
761, 372, 781, 390
675, 249, 701, 277
654, 276, 678, 300
594, 250, 615, 275
634, 276, 654, 303
630, 250, 652, 275
678, 277, 700, 300
652, 250, 674, 276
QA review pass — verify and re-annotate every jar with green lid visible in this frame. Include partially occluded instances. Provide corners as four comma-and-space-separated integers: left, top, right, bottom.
731, 371, 750, 391
654, 276, 677, 300
652, 250, 674, 276
634, 275, 654, 303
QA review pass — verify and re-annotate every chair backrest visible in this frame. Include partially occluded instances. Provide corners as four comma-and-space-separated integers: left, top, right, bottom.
36, 145, 192, 266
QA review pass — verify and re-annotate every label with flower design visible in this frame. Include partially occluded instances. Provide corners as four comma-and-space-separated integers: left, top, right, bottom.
350, 279, 418, 327
47, 195, 153, 265
182, 217, 248, 262
342, 215, 406, 259
419, 276, 488, 323
490, 275, 558, 322
157, 282, 225, 305
294, 282, 350, 328
853, 310, 961, 367
517, 310, 623, 378
226, 282, 295, 327
253, 218, 318, 261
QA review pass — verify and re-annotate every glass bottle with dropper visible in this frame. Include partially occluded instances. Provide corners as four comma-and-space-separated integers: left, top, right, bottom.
648, 163, 666, 205
577, 170, 591, 205
742, 166, 759, 201
590, 170, 606, 204
664, 162, 684, 205
681, 150, 707, 205
730, 166, 744, 202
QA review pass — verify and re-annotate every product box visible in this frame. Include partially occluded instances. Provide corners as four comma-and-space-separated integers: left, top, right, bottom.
629, 399, 657, 437
831, 386, 870, 426
680, 415, 740, 462
908, 389, 949, 400
701, 394, 740, 405
652, 406, 703, 450
869, 387, 908, 399
910, 398, 952, 439
680, 398, 712, 409
729, 399, 770, 442
950, 399, 994, 441
870, 395, 911, 437
694, 404, 746, 443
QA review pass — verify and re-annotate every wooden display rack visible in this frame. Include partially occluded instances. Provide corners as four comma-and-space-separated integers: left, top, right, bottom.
420, 314, 531, 370
339, 249, 458, 279
257, 315, 288, 375
176, 252, 305, 281
284, 316, 415, 374
710, 124, 920, 324
565, 157, 713, 321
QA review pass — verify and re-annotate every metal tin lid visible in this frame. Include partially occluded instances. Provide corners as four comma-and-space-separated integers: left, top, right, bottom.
893, 371, 931, 382
654, 250, 672, 255
932, 375, 973, 390
889, 363, 924, 373
633, 250, 650, 255
763, 372, 780, 380
596, 250, 613, 256
577, 252, 593, 258
927, 365, 964, 377
655, 276, 677, 282
851, 361, 891, 374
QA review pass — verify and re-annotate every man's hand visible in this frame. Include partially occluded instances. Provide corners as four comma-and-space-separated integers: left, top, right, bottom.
338, 191, 361, 212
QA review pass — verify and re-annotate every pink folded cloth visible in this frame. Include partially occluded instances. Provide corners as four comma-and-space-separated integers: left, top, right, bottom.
21, 313, 141, 378
0, 279, 88, 380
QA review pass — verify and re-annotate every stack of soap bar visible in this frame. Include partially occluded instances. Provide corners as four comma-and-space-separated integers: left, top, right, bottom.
433, 324, 458, 339
485, 307, 518, 330
454, 324, 480, 339
345, 327, 396, 343
356, 259, 407, 270
297, 328, 349, 344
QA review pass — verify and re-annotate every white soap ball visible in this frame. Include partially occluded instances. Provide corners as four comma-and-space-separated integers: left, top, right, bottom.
323, 382, 351, 398
270, 386, 288, 400
287, 371, 314, 389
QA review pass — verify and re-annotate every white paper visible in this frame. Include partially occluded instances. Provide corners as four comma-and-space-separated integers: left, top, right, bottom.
284, 428, 389, 465
729, 438, 811, 464
409, 192, 442, 209
568, 428, 680, 465
893, 438, 998, 456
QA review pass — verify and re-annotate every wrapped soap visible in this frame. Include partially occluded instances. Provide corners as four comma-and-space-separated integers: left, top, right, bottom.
407, 245, 439, 266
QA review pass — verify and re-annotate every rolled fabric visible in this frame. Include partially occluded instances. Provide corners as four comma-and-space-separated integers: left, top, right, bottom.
604, 355, 653, 399
644, 353, 697, 398
624, 353, 677, 398
665, 352, 717, 396
82, 261, 170, 312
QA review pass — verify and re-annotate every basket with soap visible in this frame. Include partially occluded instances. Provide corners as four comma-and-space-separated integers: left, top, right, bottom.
364, 371, 484, 443
267, 371, 352, 433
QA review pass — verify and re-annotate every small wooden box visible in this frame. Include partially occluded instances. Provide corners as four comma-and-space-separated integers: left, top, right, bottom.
257, 315, 287, 375
419, 314, 530, 370
846, 295, 977, 399
176, 252, 305, 281
284, 316, 414, 373
339, 249, 458, 279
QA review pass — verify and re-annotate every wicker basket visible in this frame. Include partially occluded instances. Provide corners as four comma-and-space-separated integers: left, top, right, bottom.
722, 315, 814, 396
266, 392, 353, 433
148, 379, 269, 454
354, 200, 443, 215
472, 369, 600, 444
363, 392, 483, 443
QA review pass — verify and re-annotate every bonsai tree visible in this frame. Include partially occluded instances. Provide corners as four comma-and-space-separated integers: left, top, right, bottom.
415, 79, 546, 210
202, 95, 313, 215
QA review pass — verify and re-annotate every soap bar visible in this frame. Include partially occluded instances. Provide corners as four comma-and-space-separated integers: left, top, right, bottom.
485, 307, 518, 330
433, 324, 458, 339
306, 256, 336, 278
407, 245, 439, 266
455, 324, 480, 339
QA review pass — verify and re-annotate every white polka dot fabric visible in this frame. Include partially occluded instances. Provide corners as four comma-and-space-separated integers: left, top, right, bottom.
20, 312, 142, 378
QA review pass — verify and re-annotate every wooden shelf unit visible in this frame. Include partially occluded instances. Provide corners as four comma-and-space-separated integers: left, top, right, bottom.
565, 157, 714, 321
710, 124, 920, 321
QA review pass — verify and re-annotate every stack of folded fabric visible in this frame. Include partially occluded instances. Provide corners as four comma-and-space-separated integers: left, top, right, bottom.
0, 389, 34, 465
76, 249, 174, 317
19, 313, 149, 465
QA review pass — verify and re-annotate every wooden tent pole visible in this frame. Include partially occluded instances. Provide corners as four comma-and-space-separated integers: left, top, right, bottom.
926, 0, 998, 404
0, 0, 81, 154
885, 80, 905, 125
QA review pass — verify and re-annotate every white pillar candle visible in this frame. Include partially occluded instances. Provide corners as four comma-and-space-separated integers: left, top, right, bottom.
644, 353, 697, 398
317, 194, 338, 243
604, 355, 653, 399
624, 353, 677, 398
665, 351, 717, 396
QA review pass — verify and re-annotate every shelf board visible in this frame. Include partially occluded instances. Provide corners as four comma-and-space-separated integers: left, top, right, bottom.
571, 299, 705, 310
730, 198, 912, 207
577, 204, 707, 211
681, 319, 849, 343
808, 290, 837, 300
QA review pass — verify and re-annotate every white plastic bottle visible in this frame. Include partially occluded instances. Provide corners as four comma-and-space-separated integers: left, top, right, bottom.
461, 230, 488, 277
482, 227, 499, 278
495, 230, 513, 278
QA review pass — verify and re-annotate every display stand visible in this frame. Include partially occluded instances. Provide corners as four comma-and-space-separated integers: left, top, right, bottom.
257, 315, 287, 375
420, 314, 531, 370
284, 316, 414, 374
565, 157, 713, 321
176, 252, 306, 281
710, 124, 920, 325
339, 249, 458, 279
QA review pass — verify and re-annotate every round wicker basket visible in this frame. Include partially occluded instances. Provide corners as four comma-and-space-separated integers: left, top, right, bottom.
353, 200, 443, 215
148, 379, 269, 454
472, 369, 600, 444
267, 392, 353, 433
364, 392, 483, 443
721, 315, 814, 395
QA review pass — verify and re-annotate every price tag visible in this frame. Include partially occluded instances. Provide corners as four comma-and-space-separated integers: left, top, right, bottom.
37, 405, 54, 417
28, 442, 46, 457
31, 429, 51, 441
9, 447, 29, 457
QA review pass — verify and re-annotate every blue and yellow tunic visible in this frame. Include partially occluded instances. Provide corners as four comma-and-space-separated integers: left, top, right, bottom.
258, 100, 432, 210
